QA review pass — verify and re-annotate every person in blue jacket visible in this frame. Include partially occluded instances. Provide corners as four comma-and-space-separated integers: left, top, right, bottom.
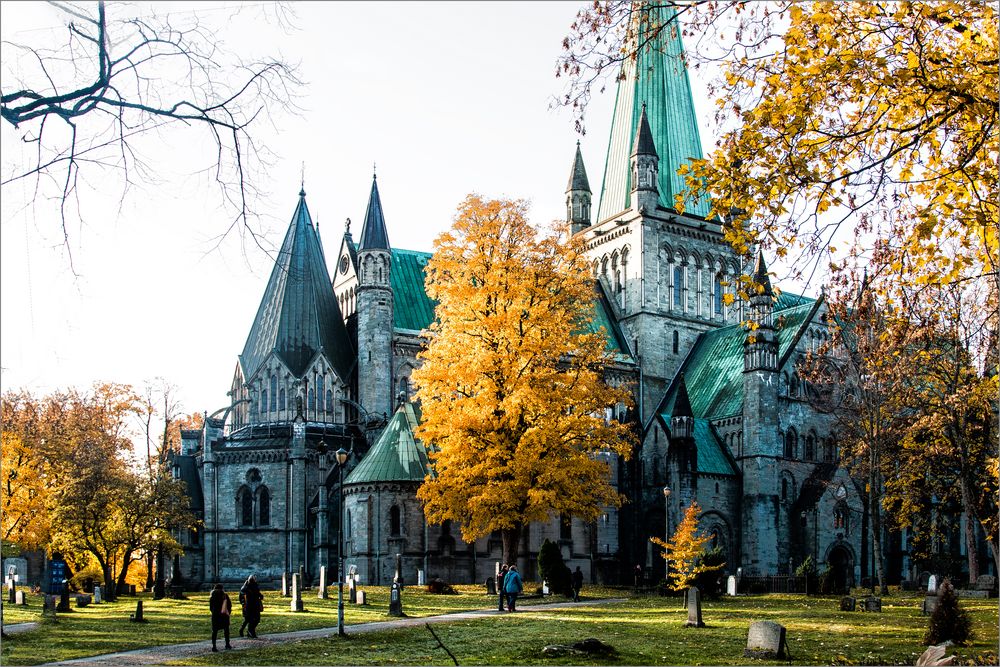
504, 564, 523, 612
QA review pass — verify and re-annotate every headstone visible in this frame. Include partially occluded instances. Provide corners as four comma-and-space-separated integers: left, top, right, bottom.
393, 553, 403, 587
282, 572, 290, 597
15, 590, 27, 605
76, 594, 92, 608
57, 588, 71, 612
745, 621, 787, 659
7, 585, 14, 604
129, 599, 146, 622
542, 581, 550, 595
93, 585, 102, 603
299, 565, 307, 589
417, 569, 425, 586
486, 576, 496, 595
918, 571, 931, 589
922, 595, 938, 615
348, 575, 357, 603
862, 596, 881, 612
388, 581, 403, 617
974, 575, 996, 594
356, 590, 367, 605
684, 586, 704, 627
726, 576, 737, 596
927, 574, 938, 594
839, 596, 856, 612
290, 572, 304, 612
42, 594, 58, 619
152, 579, 165, 600
317, 566, 328, 599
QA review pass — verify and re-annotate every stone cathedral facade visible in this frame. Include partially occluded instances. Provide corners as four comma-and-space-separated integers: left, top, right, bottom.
172, 6, 985, 591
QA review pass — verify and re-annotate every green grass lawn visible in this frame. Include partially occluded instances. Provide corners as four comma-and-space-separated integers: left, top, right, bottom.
3, 588, 997, 666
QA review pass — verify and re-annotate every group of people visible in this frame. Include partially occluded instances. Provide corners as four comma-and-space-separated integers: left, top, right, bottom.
208, 575, 265, 652
496, 564, 586, 610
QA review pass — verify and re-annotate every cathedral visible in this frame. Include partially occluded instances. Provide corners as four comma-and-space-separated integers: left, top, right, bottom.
171, 7, 974, 591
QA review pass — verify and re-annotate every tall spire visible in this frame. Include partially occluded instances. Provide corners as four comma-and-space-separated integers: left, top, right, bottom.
751, 250, 773, 298
631, 103, 658, 158
358, 173, 390, 251
567, 140, 591, 192
566, 141, 592, 235
671, 373, 694, 440
596, 4, 709, 221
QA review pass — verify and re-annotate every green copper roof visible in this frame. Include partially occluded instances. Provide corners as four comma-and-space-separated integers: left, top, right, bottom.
344, 402, 429, 484
657, 298, 817, 422
390, 248, 437, 331
240, 191, 354, 382
597, 4, 710, 221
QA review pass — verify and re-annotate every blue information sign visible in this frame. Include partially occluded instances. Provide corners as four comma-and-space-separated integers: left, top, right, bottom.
49, 559, 67, 594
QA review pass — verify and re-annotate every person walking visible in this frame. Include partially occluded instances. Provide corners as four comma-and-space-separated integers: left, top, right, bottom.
572, 566, 584, 602
239, 574, 264, 638
504, 564, 523, 612
496, 565, 508, 612
209, 583, 233, 652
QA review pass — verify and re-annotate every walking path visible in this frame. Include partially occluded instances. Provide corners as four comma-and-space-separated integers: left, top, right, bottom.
39, 597, 626, 666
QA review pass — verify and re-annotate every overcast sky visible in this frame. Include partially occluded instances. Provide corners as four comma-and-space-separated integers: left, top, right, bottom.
1, 1, 810, 421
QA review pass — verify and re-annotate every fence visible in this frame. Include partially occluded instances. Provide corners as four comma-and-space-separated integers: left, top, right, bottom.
737, 575, 809, 594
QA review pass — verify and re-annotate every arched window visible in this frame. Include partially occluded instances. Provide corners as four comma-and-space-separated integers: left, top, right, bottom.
326, 389, 334, 413
781, 478, 788, 501
270, 375, 277, 411
390, 505, 401, 536
279, 387, 286, 412
260, 389, 268, 416
317, 375, 326, 412
345, 510, 352, 538
714, 274, 724, 315
308, 387, 316, 414
398, 376, 410, 402
560, 514, 572, 540
834, 502, 849, 533
823, 438, 836, 463
784, 428, 797, 459
790, 373, 800, 397
673, 265, 684, 308
257, 487, 270, 526
238, 486, 253, 527
805, 433, 816, 461
672, 330, 679, 354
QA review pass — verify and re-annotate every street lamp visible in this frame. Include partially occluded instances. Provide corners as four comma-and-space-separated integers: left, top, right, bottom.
335, 447, 349, 637
662, 486, 671, 584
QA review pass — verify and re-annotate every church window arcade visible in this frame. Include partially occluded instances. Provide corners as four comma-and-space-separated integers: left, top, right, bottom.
673, 265, 684, 310
257, 487, 270, 526
805, 432, 816, 461
713, 273, 724, 316
238, 486, 253, 526
783, 428, 798, 459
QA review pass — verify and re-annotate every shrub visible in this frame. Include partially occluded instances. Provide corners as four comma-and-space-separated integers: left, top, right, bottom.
925, 579, 972, 645
426, 578, 458, 595
69, 562, 102, 593
537, 539, 572, 596
692, 546, 726, 598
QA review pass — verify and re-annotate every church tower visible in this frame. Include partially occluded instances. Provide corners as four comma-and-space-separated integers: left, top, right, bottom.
668, 373, 698, 510
740, 251, 781, 573
566, 141, 592, 236
630, 103, 659, 213
356, 174, 394, 422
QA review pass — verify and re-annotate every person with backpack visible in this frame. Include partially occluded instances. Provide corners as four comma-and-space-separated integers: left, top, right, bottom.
208, 583, 233, 651
496, 564, 508, 612
504, 564, 523, 612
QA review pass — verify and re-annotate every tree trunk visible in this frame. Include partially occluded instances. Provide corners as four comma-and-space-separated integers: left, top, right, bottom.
99, 560, 116, 602
114, 549, 135, 595
501, 525, 523, 567
145, 551, 154, 591
868, 466, 888, 594
960, 477, 980, 583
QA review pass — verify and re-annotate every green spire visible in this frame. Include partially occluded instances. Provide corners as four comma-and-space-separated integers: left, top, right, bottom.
596, 4, 709, 221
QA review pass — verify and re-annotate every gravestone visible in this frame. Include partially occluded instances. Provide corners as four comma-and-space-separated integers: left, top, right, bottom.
684, 586, 705, 627
927, 574, 938, 594
7, 584, 14, 604
922, 595, 938, 615
974, 575, 996, 596
290, 572, 304, 612
861, 596, 882, 612
393, 554, 403, 588
57, 588, 71, 612
152, 579, 165, 600
388, 582, 404, 617
76, 594, 92, 608
93, 585, 102, 604
918, 571, 931, 589
348, 575, 357, 603
745, 621, 787, 659
417, 569, 425, 586
15, 590, 26, 605
299, 565, 307, 589
129, 599, 146, 623
356, 590, 367, 605
42, 594, 58, 620
317, 566, 328, 599
542, 581, 550, 595
840, 596, 856, 612
486, 577, 496, 595
726, 576, 737, 596
282, 572, 290, 597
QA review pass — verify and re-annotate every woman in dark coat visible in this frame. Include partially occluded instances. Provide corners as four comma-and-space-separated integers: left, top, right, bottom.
239, 574, 264, 638
208, 583, 233, 651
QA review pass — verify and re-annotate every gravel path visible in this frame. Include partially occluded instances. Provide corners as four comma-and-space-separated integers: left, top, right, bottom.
38, 597, 626, 666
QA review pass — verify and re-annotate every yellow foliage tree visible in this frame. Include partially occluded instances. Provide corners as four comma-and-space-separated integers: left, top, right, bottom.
1, 391, 52, 552
413, 195, 635, 565
651, 501, 724, 592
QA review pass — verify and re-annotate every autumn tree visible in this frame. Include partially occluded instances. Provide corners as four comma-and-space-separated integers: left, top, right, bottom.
651, 501, 724, 592
1, 1, 301, 254
559, 2, 998, 293
413, 195, 635, 565
1, 391, 52, 551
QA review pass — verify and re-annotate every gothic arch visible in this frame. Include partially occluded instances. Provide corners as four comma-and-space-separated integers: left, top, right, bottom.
699, 510, 733, 565
236, 485, 254, 527
780, 470, 796, 503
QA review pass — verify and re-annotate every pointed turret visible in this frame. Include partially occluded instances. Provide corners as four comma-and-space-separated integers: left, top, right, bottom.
356, 172, 394, 422
670, 373, 694, 441
359, 175, 390, 251
751, 250, 773, 300
239, 189, 354, 384
596, 4, 709, 221
566, 141, 593, 236
745, 250, 777, 368
630, 103, 660, 212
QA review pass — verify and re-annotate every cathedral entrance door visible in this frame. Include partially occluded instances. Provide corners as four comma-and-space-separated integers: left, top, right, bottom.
828, 545, 853, 594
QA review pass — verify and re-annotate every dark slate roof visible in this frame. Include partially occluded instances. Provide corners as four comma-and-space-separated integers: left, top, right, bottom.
173, 454, 204, 511
344, 403, 429, 484
632, 104, 658, 157
597, 3, 709, 220
567, 141, 592, 193
239, 191, 355, 382
656, 297, 818, 422
358, 175, 390, 251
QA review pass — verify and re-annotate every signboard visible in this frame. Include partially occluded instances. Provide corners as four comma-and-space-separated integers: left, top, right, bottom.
48, 558, 68, 594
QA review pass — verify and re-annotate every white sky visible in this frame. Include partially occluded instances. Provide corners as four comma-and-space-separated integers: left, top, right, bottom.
1, 1, 814, 420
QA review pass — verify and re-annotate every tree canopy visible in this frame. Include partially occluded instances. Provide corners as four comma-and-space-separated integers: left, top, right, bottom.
413, 195, 635, 564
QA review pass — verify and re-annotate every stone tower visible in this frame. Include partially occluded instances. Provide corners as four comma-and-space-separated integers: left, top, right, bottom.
566, 141, 592, 236
629, 103, 659, 213
740, 250, 781, 573
356, 174, 394, 422
668, 373, 698, 511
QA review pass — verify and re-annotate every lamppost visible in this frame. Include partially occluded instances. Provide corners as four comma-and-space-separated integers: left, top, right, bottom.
335, 447, 349, 637
662, 486, 671, 584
